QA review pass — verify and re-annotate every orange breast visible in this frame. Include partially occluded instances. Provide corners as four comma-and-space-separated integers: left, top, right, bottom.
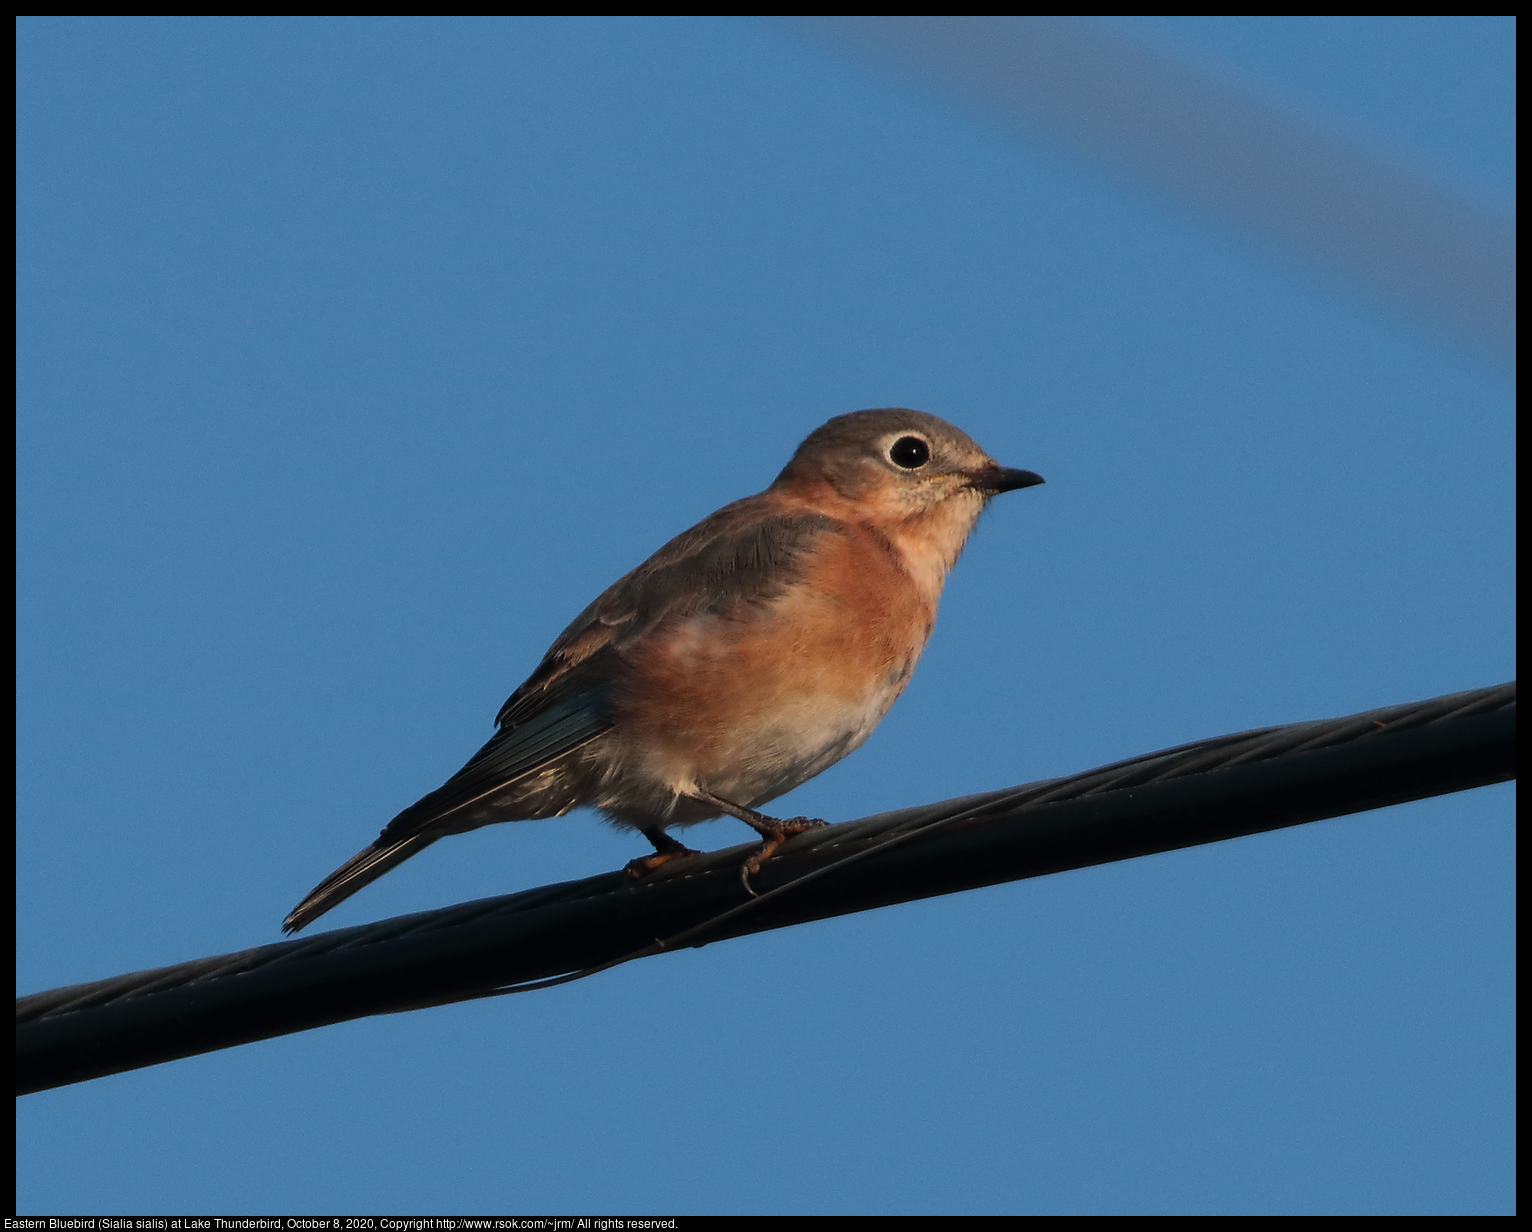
612, 522, 937, 805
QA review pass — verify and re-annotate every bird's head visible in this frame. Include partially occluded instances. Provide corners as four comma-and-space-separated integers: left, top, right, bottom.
773, 406, 1042, 517
771, 407, 1044, 594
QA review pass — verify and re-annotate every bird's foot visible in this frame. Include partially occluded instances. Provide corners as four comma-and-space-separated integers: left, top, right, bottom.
626, 830, 700, 880
741, 816, 826, 876
688, 790, 828, 882
624, 848, 700, 879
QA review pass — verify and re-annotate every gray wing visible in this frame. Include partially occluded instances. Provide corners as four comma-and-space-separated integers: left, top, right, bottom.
417, 501, 839, 826
283, 501, 839, 933
495, 501, 841, 727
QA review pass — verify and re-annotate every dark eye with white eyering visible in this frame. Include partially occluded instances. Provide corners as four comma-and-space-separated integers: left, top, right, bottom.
888, 435, 930, 469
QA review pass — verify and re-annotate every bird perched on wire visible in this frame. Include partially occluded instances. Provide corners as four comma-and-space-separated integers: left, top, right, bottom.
283, 408, 1043, 933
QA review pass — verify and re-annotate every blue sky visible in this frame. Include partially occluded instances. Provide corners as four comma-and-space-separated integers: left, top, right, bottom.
17, 17, 1514, 1215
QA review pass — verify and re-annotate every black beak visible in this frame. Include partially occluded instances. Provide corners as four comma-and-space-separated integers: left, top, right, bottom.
973, 465, 1045, 493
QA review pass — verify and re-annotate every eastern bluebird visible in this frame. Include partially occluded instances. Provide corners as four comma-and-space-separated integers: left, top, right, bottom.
282, 409, 1043, 933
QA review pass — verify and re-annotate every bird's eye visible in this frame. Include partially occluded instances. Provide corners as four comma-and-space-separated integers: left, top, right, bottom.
889, 436, 930, 469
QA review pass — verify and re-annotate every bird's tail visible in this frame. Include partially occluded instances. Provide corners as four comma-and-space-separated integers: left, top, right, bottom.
282, 832, 440, 934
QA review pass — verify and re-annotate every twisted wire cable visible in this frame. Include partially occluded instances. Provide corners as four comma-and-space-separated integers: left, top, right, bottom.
17, 681, 1515, 1094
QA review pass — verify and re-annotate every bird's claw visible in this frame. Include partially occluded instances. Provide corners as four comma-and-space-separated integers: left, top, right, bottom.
624, 847, 698, 879
741, 816, 826, 877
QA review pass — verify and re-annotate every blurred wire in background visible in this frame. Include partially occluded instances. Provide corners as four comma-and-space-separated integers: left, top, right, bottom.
784, 17, 1515, 368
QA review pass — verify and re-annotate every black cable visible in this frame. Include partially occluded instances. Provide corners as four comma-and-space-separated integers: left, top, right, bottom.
17, 682, 1515, 1095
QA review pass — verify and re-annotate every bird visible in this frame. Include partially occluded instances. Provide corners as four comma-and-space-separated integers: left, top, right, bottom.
282, 408, 1043, 933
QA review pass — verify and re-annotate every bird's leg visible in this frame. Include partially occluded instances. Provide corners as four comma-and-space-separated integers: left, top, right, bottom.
624, 827, 700, 879
693, 789, 826, 875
